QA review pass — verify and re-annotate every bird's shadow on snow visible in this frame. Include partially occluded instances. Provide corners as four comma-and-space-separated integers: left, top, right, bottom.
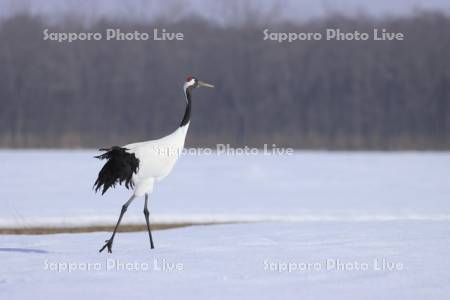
0, 248, 48, 254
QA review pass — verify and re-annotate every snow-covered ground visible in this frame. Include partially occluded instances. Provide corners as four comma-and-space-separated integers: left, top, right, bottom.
0, 151, 449, 227
1, 222, 450, 299
1, 151, 449, 299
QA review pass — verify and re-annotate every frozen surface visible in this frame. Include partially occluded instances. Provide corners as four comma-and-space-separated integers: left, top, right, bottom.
1, 151, 449, 299
1, 222, 450, 300
0, 151, 449, 227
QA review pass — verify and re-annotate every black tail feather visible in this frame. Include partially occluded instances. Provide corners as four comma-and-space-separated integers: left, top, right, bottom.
94, 146, 140, 195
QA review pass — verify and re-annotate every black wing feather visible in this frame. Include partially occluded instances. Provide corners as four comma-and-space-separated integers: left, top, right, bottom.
93, 146, 140, 195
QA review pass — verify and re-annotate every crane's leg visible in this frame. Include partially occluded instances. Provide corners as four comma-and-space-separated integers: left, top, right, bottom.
99, 195, 135, 253
144, 193, 155, 249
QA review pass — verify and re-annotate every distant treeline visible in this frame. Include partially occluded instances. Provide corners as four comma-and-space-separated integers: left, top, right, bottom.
0, 12, 449, 149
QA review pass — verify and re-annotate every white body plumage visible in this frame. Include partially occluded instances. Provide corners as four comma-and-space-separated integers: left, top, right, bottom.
124, 123, 189, 196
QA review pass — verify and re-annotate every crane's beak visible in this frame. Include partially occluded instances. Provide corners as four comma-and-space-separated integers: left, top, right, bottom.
198, 81, 214, 88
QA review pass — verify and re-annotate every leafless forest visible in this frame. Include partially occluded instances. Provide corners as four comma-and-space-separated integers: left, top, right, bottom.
0, 10, 449, 149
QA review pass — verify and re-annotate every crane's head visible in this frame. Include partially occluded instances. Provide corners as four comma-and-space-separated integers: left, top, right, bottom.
184, 76, 214, 91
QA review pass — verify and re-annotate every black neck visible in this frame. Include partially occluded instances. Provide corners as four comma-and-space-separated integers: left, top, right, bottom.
180, 88, 191, 127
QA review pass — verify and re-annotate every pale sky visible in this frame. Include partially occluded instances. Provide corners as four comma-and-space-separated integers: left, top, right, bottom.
1, 0, 449, 24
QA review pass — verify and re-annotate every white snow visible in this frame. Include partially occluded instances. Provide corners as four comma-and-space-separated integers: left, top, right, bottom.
1, 151, 449, 227
1, 222, 450, 299
0, 151, 449, 299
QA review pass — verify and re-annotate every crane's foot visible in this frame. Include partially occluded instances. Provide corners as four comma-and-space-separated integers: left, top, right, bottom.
99, 239, 113, 253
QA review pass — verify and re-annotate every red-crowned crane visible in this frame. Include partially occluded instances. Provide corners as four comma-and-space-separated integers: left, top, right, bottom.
94, 76, 214, 253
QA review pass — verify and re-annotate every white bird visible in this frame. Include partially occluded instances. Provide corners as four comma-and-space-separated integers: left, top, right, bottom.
94, 76, 214, 253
